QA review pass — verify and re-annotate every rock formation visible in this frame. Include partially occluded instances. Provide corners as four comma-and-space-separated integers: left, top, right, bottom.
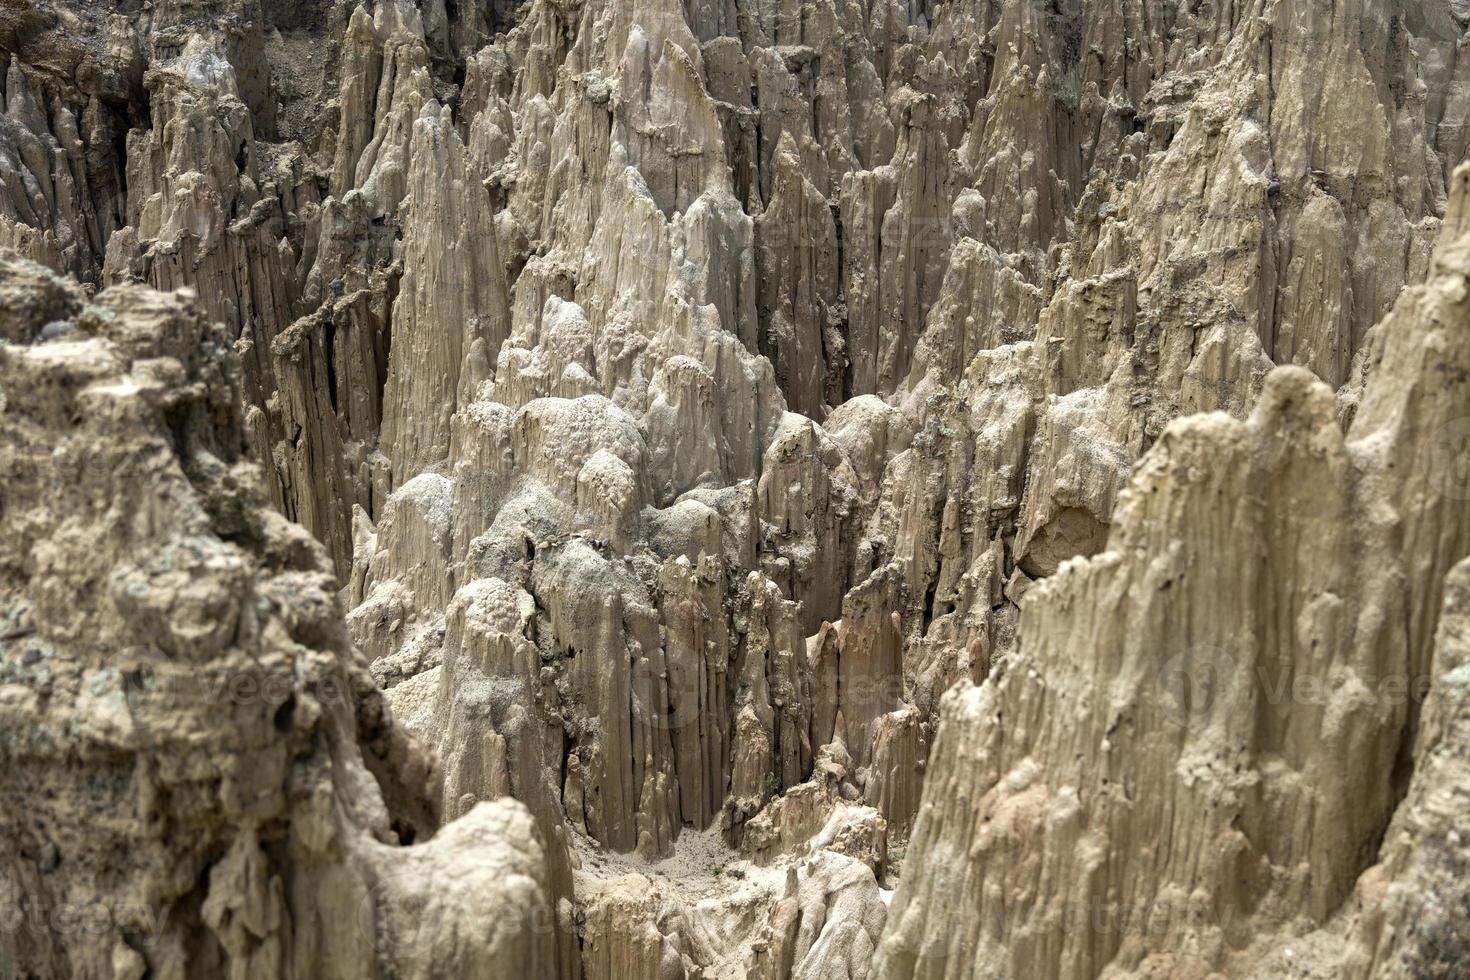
4, 0, 1470, 977
877, 166, 1470, 979
0, 254, 567, 978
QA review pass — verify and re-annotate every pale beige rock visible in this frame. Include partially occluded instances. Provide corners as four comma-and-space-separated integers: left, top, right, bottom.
875, 166, 1470, 980
0, 254, 560, 980
379, 98, 510, 487
7, 1, 1470, 978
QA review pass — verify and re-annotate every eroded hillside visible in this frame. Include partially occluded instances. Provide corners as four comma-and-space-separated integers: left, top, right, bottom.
2, 0, 1469, 977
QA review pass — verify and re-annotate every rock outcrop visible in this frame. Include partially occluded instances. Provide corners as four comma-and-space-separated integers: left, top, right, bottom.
876, 168, 1470, 980
0, 255, 565, 980
5, 0, 1470, 977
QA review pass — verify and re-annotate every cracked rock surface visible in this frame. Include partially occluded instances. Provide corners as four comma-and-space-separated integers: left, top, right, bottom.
4, 0, 1470, 977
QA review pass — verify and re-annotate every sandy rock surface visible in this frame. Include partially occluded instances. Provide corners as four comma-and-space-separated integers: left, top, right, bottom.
4, 0, 1470, 977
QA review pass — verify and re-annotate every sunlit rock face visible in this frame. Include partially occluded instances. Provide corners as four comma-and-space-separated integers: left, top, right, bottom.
0, 253, 567, 979
4, 0, 1470, 977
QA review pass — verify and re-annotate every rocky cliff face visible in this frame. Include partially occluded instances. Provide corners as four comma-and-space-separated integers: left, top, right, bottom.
3, 0, 1470, 977
0, 254, 567, 979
